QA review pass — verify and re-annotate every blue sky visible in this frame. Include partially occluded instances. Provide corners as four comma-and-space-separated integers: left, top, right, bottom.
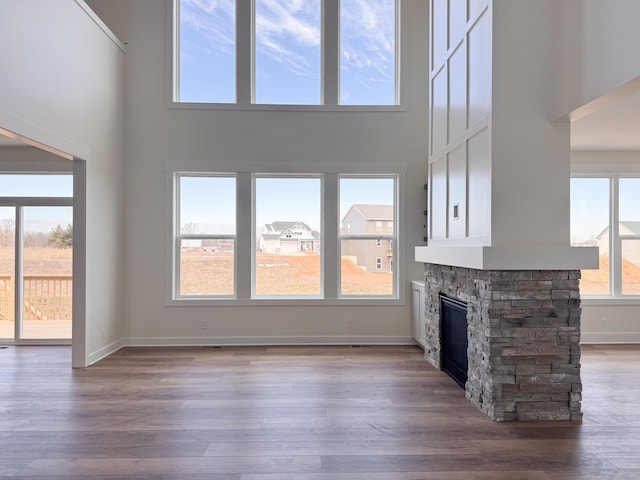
570, 178, 640, 244
178, 0, 396, 105
179, 176, 395, 233
0, 175, 73, 234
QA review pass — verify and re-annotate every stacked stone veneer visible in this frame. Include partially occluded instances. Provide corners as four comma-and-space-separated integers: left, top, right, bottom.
424, 264, 582, 421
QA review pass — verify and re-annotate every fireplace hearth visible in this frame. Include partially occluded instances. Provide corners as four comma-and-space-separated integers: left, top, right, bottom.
423, 264, 582, 422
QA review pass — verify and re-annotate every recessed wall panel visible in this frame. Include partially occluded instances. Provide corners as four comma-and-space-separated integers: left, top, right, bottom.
432, 0, 448, 69
448, 143, 467, 238
430, 157, 448, 239
431, 68, 448, 154
468, 0, 488, 21
467, 127, 490, 238
448, 44, 467, 143
449, 0, 467, 49
468, 10, 490, 127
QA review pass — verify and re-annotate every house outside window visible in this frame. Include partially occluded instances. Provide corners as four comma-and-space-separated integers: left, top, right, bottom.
171, 171, 401, 302
571, 175, 640, 296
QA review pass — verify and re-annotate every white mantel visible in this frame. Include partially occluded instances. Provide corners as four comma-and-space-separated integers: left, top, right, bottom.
415, 245, 599, 271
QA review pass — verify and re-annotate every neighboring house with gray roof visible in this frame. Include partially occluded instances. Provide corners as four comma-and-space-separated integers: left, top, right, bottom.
341, 204, 394, 273
597, 221, 640, 267
259, 221, 319, 254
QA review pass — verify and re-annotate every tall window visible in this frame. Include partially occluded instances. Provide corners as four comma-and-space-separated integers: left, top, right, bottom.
340, 0, 397, 105
571, 176, 640, 297
255, 0, 321, 105
620, 178, 640, 295
254, 176, 322, 296
171, 171, 400, 301
174, 0, 400, 106
339, 176, 396, 296
178, 0, 236, 103
570, 178, 610, 295
175, 175, 236, 297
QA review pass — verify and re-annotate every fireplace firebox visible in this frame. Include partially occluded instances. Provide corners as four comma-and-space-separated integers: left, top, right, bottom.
440, 295, 468, 388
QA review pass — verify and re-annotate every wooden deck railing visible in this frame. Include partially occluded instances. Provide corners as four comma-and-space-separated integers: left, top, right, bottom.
0, 275, 72, 321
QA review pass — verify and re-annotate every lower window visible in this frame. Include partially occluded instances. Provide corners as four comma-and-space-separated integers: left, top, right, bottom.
172, 172, 400, 301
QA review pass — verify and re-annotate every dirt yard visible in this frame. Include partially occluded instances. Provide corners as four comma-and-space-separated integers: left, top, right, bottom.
1, 247, 638, 298
180, 251, 393, 296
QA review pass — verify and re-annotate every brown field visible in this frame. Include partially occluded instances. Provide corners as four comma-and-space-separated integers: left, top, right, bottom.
580, 255, 640, 295
180, 251, 393, 296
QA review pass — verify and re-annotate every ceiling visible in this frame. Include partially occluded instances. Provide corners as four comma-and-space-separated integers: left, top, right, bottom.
571, 87, 640, 151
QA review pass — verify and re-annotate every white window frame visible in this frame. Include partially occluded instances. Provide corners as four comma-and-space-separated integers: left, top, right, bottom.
571, 173, 640, 301
376, 239, 382, 247
169, 0, 406, 111
167, 163, 405, 306
338, 174, 398, 299
173, 173, 237, 299
252, 174, 324, 299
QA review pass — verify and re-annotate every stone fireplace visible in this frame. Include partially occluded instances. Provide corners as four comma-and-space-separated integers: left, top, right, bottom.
423, 263, 582, 421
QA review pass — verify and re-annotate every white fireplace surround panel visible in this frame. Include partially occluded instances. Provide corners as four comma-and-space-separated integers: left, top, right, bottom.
415, 246, 599, 271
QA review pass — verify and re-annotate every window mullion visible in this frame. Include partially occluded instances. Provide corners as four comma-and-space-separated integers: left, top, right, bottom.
611, 176, 622, 296
323, 173, 338, 298
236, 0, 253, 104
237, 172, 252, 298
323, 0, 339, 106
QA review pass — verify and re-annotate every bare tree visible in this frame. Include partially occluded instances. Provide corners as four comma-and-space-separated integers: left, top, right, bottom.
181, 222, 198, 234
0, 218, 15, 247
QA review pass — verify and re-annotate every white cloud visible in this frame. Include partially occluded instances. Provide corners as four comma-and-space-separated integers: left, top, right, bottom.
255, 0, 321, 77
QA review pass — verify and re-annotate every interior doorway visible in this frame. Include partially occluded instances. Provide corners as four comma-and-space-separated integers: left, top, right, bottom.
0, 174, 73, 344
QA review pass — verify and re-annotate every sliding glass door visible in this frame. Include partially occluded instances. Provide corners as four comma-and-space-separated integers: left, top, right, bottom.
0, 174, 73, 343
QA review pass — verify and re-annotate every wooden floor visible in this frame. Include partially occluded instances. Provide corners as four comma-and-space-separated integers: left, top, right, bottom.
0, 344, 639, 479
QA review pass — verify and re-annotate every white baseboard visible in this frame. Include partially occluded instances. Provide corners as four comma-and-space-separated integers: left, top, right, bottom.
124, 335, 416, 347
87, 338, 126, 365
581, 332, 640, 344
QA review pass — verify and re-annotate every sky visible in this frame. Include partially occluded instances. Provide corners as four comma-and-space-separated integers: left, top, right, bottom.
570, 178, 640, 244
178, 0, 396, 105
179, 176, 395, 234
0, 175, 73, 234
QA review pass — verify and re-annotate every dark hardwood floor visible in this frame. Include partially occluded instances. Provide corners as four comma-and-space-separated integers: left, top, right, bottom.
1, 343, 639, 479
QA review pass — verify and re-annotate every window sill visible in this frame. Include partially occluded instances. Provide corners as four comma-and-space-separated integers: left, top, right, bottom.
581, 297, 640, 306
167, 101, 407, 113
166, 297, 404, 307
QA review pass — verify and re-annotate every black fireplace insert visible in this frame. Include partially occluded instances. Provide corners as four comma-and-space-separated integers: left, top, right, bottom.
440, 295, 468, 388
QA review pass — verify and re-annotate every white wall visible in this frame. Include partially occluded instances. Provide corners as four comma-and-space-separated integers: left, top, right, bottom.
429, 0, 491, 246
0, 1, 125, 365
94, 0, 428, 345
429, 0, 572, 249
551, 0, 640, 120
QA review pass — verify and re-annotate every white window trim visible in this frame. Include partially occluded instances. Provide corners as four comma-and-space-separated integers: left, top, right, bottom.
571, 172, 640, 300
173, 173, 238, 299
168, 0, 407, 112
166, 161, 406, 306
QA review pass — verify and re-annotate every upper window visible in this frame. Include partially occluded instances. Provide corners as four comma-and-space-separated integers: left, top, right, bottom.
174, 0, 399, 107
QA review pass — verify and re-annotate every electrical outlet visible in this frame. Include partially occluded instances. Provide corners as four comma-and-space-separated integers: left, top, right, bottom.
101, 328, 104, 339
601, 318, 608, 329
345, 318, 353, 329
201, 320, 207, 330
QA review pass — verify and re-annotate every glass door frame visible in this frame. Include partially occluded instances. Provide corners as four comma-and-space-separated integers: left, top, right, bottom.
0, 196, 73, 345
